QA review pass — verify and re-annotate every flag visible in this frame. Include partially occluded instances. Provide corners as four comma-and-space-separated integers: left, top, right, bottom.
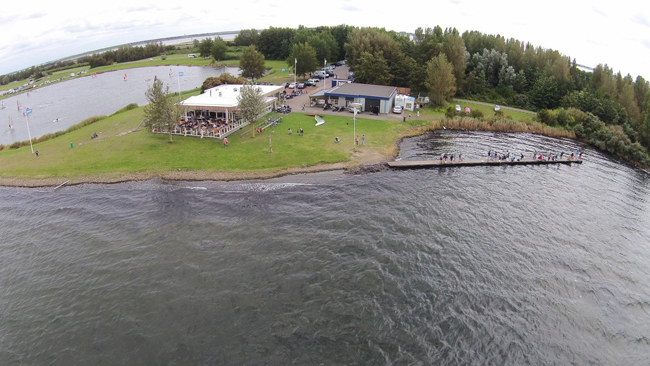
179, 71, 184, 77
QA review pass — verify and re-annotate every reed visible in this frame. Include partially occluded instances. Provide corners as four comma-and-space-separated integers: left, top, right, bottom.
428, 117, 575, 138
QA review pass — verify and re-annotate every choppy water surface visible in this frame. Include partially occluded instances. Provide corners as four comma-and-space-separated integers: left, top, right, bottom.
1, 131, 649, 365
0, 66, 239, 145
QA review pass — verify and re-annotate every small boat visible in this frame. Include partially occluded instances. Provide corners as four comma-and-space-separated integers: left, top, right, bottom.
315, 115, 326, 126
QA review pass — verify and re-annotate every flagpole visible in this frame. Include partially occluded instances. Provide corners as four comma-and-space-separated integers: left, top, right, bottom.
323, 58, 326, 91
25, 109, 34, 154
177, 71, 182, 104
294, 58, 297, 85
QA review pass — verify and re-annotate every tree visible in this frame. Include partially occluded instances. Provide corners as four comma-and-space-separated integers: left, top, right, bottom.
237, 83, 266, 138
234, 29, 259, 46
144, 79, 177, 142
198, 38, 214, 58
201, 73, 247, 92
529, 76, 560, 110
239, 46, 266, 80
354, 51, 392, 85
211, 37, 228, 62
425, 53, 457, 107
288, 43, 318, 77
442, 29, 467, 86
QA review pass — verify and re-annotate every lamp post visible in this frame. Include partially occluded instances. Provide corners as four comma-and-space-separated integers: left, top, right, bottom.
353, 107, 357, 150
294, 58, 297, 85
323, 58, 327, 91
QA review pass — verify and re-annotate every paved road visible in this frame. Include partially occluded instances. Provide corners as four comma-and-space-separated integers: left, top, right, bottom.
452, 98, 536, 115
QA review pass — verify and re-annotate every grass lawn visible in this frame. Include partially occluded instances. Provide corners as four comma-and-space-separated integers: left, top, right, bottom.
0, 107, 411, 181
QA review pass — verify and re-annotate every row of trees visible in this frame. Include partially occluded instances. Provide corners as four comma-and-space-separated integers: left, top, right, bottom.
0, 60, 82, 86
83, 43, 174, 68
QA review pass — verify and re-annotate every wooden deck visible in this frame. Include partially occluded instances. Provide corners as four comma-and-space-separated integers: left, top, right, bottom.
387, 158, 583, 169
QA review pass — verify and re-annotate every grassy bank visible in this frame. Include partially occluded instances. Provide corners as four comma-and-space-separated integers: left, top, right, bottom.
0, 106, 410, 183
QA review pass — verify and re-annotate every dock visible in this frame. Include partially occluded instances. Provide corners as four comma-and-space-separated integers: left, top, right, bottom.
387, 158, 582, 169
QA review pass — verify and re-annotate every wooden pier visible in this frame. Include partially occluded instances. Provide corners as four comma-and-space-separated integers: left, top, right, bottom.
387, 158, 582, 169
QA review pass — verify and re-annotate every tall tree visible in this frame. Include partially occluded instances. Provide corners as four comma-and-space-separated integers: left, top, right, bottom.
198, 38, 214, 58
144, 79, 177, 142
442, 29, 467, 87
211, 37, 228, 62
355, 51, 392, 85
288, 43, 318, 77
239, 46, 266, 80
426, 53, 457, 107
237, 83, 266, 138
234, 29, 259, 46
529, 76, 560, 110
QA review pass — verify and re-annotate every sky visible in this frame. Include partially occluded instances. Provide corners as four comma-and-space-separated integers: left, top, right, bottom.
1, 0, 649, 80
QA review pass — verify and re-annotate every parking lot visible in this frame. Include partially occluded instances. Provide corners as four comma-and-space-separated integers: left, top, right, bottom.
279, 65, 404, 122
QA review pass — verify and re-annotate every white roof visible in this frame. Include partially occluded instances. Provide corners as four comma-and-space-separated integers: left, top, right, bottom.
180, 84, 283, 109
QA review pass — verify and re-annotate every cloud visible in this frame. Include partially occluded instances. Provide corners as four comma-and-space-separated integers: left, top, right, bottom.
124, 5, 158, 12
644, 40, 650, 50
25, 11, 48, 20
449, 0, 462, 4
591, 7, 606, 17
633, 14, 650, 28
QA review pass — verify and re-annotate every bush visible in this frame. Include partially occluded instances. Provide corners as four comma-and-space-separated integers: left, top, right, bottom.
470, 109, 484, 119
111, 103, 139, 116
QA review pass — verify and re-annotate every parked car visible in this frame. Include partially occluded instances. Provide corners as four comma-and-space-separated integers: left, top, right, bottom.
455, 104, 461, 112
188, 53, 198, 58
494, 105, 501, 111
288, 82, 296, 89
393, 105, 403, 114
305, 79, 317, 86
297, 83, 305, 89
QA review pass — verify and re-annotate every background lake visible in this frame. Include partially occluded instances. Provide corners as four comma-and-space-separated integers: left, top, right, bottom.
0, 66, 239, 145
1, 131, 648, 365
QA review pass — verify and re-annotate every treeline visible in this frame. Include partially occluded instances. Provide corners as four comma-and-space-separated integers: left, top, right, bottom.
0, 60, 81, 86
82, 43, 176, 68
232, 25, 650, 167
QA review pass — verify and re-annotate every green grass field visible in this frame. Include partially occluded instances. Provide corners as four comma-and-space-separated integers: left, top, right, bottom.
0, 107, 409, 180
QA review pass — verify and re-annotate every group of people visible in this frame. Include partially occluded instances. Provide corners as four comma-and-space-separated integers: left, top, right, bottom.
355, 134, 366, 146
288, 127, 304, 136
440, 152, 462, 162
485, 149, 583, 162
177, 118, 231, 137
488, 150, 522, 161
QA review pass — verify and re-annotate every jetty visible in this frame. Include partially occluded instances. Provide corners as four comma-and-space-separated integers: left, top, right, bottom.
387, 158, 582, 169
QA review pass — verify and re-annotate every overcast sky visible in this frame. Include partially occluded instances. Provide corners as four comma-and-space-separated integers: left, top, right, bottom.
1, 0, 649, 80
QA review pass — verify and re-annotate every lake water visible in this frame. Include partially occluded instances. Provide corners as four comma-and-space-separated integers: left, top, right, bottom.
0, 66, 239, 145
1, 131, 648, 365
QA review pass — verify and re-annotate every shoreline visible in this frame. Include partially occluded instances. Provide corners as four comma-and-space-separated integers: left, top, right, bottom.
2, 126, 647, 188
0, 148, 393, 188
